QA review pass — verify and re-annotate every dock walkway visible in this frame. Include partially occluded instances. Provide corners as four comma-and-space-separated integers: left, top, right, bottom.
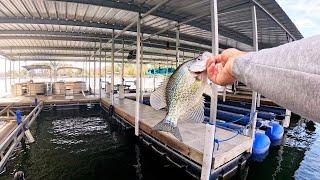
101, 97, 252, 169
0, 94, 100, 108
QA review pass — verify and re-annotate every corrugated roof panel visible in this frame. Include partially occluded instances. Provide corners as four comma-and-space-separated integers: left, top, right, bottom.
34, 0, 50, 18
44, 1, 58, 19
17, 0, 38, 18
65, 2, 78, 20
103, 8, 119, 23
9, 0, 30, 17
82, 4, 101, 22
89, 6, 108, 23
56, 1, 67, 19
0, 0, 15, 17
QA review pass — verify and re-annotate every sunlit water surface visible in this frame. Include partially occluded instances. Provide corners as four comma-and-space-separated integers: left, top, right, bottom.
0, 106, 319, 180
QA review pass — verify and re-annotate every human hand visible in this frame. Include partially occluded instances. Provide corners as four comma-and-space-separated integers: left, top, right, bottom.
206, 48, 247, 86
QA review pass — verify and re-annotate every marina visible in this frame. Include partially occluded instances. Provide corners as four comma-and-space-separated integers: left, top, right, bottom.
0, 0, 316, 179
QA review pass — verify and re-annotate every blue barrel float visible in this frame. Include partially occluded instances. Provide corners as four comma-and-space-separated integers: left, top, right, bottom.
252, 132, 271, 161
266, 121, 284, 143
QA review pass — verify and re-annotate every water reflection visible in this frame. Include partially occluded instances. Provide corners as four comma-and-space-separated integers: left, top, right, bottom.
295, 122, 320, 180
245, 118, 318, 180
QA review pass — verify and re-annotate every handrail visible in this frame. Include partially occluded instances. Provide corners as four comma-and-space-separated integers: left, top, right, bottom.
0, 101, 43, 171
0, 103, 13, 117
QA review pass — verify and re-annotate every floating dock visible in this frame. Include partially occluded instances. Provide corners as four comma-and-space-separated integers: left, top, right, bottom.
101, 97, 252, 177
0, 94, 253, 178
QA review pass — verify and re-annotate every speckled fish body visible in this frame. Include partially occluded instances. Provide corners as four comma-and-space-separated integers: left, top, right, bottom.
151, 52, 212, 141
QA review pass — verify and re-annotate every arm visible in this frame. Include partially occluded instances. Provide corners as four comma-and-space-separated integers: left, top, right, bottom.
207, 35, 320, 121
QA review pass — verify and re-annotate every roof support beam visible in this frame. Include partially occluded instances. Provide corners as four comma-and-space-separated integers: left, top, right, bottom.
52, 0, 271, 47
3, 46, 191, 58
10, 58, 171, 64
252, 0, 296, 41
0, 29, 225, 50
0, 34, 210, 52
8, 53, 175, 60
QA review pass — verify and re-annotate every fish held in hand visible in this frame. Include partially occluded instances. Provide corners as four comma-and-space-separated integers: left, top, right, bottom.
151, 52, 212, 141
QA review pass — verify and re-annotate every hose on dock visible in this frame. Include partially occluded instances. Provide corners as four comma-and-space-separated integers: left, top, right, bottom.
208, 112, 256, 150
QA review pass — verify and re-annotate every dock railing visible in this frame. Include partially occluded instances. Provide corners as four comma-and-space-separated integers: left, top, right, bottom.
0, 103, 15, 119
0, 101, 43, 171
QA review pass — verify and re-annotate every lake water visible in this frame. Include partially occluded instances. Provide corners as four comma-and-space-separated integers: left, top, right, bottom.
1, 106, 193, 180
0, 106, 319, 180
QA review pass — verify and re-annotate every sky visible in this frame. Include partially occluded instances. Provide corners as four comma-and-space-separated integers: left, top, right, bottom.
276, 0, 320, 37
0, 1, 319, 73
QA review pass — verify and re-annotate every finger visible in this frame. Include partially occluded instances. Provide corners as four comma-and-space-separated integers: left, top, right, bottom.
215, 69, 235, 86
206, 56, 215, 68
207, 62, 216, 76
207, 64, 219, 83
218, 55, 229, 66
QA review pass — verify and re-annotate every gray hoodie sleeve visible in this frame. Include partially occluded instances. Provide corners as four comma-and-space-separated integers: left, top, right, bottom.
232, 35, 320, 121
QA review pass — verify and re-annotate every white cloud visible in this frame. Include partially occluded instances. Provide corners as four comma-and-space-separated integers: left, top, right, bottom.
276, 0, 320, 37
296, 18, 315, 29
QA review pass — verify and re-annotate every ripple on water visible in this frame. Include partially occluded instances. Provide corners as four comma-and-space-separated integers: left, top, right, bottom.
285, 121, 315, 151
294, 122, 320, 180
49, 116, 109, 151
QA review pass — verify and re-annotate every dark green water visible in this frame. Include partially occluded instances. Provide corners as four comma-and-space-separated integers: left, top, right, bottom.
1, 106, 318, 180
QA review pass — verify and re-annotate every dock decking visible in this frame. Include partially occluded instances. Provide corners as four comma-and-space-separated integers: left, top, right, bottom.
0, 94, 100, 108
101, 97, 252, 169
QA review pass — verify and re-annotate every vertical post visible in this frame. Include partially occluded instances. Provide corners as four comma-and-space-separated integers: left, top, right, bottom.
257, 94, 261, 107
9, 60, 11, 86
166, 55, 169, 75
153, 60, 156, 91
85, 57, 87, 90
249, 4, 258, 151
182, 50, 185, 63
222, 87, 226, 102
283, 109, 291, 128
176, 25, 180, 67
88, 56, 91, 92
99, 39, 102, 99
135, 14, 141, 136
139, 37, 144, 102
4, 58, 7, 92
105, 51, 107, 91
111, 29, 115, 105
93, 43, 96, 95
201, 0, 218, 179
119, 37, 125, 99
12, 60, 15, 84
18, 55, 21, 83
121, 38, 125, 86
282, 36, 293, 128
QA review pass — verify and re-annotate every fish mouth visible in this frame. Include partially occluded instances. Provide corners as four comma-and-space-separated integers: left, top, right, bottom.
188, 64, 206, 74
190, 69, 205, 75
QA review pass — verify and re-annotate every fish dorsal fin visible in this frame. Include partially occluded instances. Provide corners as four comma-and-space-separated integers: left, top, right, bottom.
150, 79, 168, 110
180, 97, 204, 123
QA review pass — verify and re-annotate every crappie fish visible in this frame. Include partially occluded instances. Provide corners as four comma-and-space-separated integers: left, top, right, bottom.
150, 52, 212, 141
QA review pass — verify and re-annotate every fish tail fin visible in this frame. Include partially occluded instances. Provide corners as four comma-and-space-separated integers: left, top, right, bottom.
154, 118, 182, 141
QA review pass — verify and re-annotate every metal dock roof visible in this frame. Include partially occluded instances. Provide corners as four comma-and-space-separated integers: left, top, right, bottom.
0, 0, 303, 64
